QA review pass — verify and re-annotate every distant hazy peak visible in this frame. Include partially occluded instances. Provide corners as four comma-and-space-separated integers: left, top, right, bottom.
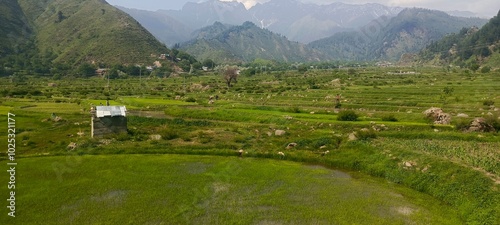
446, 10, 479, 18
183, 0, 247, 10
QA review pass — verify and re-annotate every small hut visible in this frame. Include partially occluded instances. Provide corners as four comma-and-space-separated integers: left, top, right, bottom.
91, 106, 127, 138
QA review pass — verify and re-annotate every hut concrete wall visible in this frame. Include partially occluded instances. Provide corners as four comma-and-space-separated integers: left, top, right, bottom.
91, 116, 127, 138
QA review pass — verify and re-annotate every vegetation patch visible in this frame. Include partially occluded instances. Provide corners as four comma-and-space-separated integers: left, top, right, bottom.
337, 110, 359, 121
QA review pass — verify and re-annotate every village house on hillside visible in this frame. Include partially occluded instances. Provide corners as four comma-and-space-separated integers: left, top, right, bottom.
95, 68, 107, 76
91, 106, 127, 138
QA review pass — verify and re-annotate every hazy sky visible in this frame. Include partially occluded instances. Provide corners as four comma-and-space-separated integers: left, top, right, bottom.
106, 0, 499, 18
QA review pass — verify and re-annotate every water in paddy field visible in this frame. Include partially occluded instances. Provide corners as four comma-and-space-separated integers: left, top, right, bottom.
2, 155, 462, 224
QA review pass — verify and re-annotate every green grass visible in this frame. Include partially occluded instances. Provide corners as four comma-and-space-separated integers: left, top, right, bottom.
0, 67, 499, 224
0, 154, 462, 225
373, 138, 500, 176
0, 105, 13, 115
118, 97, 197, 106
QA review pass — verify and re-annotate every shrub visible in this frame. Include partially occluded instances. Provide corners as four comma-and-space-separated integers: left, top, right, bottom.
483, 100, 495, 107
127, 129, 148, 141
160, 128, 180, 140
286, 106, 301, 113
356, 129, 377, 141
185, 97, 196, 102
480, 66, 491, 73
312, 136, 342, 149
78, 138, 100, 149
381, 114, 398, 122
115, 132, 130, 141
298, 64, 308, 73
337, 110, 359, 121
485, 116, 500, 132
453, 118, 471, 131
312, 137, 331, 148
470, 64, 480, 72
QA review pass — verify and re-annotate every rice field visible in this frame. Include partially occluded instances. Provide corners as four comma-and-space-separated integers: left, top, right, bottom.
0, 66, 498, 224
0, 155, 463, 224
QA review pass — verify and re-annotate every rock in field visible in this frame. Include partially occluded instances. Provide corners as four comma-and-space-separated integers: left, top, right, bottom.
423, 107, 451, 125
275, 130, 286, 136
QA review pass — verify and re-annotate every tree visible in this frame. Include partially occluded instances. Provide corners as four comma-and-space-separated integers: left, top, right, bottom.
440, 86, 454, 104
176, 51, 197, 64
76, 63, 96, 77
297, 64, 308, 73
202, 59, 216, 70
125, 65, 141, 76
178, 60, 191, 72
50, 62, 70, 76
56, 11, 65, 23
470, 63, 480, 73
11, 72, 27, 84
151, 66, 171, 78
478, 47, 491, 57
223, 67, 239, 88
192, 62, 202, 71
242, 67, 256, 76
480, 66, 491, 73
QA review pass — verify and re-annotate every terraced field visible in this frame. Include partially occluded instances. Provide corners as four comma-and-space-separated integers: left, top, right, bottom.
0, 67, 498, 224
0, 155, 463, 224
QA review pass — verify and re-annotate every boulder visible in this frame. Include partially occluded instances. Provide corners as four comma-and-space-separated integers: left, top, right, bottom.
275, 130, 286, 136
468, 117, 495, 132
149, 135, 162, 141
348, 132, 358, 141
423, 107, 451, 125
67, 142, 77, 150
286, 143, 297, 149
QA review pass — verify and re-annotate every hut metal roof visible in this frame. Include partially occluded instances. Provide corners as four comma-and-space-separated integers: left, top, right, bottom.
95, 106, 127, 118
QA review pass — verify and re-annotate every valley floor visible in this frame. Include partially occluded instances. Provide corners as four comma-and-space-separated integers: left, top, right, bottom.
0, 67, 498, 224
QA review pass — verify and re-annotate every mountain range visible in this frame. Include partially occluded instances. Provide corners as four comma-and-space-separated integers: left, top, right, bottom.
118, 0, 406, 46
117, 0, 489, 63
0, 0, 497, 75
176, 8, 487, 63
309, 8, 488, 61
178, 21, 328, 63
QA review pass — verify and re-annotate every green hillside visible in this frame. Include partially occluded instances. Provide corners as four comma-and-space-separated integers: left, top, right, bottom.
179, 21, 329, 64
420, 10, 500, 68
0, 0, 189, 77
309, 8, 488, 61
18, 0, 169, 65
0, 0, 32, 57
